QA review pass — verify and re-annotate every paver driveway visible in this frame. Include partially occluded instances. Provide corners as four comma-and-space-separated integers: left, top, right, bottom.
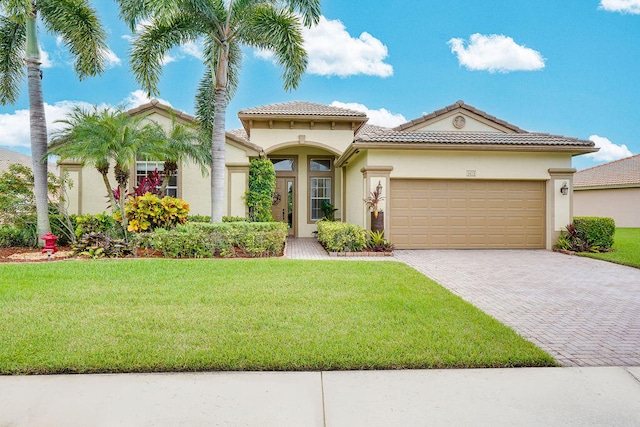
395, 250, 640, 367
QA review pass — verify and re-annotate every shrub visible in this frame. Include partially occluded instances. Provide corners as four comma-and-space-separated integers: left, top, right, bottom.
246, 158, 276, 222
0, 224, 34, 248
187, 214, 212, 223
317, 221, 367, 252
72, 232, 132, 258
554, 217, 616, 253
573, 216, 615, 249
138, 221, 287, 258
74, 213, 123, 239
367, 230, 394, 252
121, 193, 190, 232
222, 216, 249, 222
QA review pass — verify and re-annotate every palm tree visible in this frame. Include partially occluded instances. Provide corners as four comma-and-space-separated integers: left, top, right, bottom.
49, 106, 167, 228
117, 0, 320, 223
156, 116, 210, 194
0, 0, 107, 241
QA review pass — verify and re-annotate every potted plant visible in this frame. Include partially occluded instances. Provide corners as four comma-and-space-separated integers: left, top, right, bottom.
364, 181, 384, 233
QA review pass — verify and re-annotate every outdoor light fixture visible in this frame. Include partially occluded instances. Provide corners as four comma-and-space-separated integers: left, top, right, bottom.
560, 181, 569, 196
376, 180, 383, 196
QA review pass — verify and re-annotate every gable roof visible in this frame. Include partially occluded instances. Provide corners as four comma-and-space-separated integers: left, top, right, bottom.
127, 99, 196, 123
394, 100, 526, 133
574, 154, 640, 188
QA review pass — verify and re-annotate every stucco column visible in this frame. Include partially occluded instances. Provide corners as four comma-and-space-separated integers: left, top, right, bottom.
547, 168, 577, 250
360, 166, 393, 232
227, 163, 250, 217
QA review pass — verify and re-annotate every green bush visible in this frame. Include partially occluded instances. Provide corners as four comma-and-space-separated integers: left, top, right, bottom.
246, 158, 276, 222
119, 193, 190, 232
222, 216, 249, 222
74, 213, 123, 239
187, 214, 211, 223
0, 224, 34, 248
138, 222, 287, 258
573, 216, 615, 249
317, 221, 367, 252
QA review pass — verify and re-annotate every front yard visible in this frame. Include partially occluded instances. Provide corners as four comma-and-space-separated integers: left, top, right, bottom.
0, 259, 555, 374
579, 228, 640, 268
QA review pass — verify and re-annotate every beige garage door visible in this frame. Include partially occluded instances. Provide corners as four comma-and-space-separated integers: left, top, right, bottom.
390, 179, 545, 249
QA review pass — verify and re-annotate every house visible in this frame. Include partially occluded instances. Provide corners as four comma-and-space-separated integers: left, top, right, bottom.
573, 154, 640, 227
61, 99, 597, 249
0, 147, 57, 175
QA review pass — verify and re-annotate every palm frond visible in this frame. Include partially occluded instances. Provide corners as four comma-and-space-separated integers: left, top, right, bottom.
38, 0, 107, 79
0, 0, 32, 22
0, 15, 25, 105
284, 0, 320, 27
129, 14, 200, 96
245, 6, 306, 91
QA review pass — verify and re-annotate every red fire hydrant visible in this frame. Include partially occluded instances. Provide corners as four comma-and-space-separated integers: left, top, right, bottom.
41, 232, 59, 254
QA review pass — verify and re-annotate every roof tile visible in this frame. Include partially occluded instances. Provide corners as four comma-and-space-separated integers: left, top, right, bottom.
239, 101, 367, 118
574, 154, 640, 187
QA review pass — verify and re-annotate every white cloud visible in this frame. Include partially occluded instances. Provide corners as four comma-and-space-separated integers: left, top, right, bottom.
586, 135, 633, 162
0, 91, 172, 152
331, 101, 406, 127
103, 48, 122, 68
124, 90, 172, 109
255, 16, 393, 78
448, 33, 545, 73
39, 47, 53, 68
180, 41, 204, 60
599, 0, 640, 14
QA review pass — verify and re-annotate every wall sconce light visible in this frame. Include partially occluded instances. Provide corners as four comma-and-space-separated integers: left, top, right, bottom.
560, 181, 569, 196
376, 180, 383, 196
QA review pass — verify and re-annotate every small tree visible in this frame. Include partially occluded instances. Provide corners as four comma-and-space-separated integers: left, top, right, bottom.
246, 158, 276, 222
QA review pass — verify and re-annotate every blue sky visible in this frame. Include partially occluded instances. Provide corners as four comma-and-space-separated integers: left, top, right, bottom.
1, 0, 639, 170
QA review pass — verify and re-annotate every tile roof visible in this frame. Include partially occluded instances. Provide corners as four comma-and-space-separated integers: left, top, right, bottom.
127, 99, 196, 122
0, 148, 58, 175
574, 154, 640, 188
354, 129, 596, 147
394, 100, 526, 133
238, 101, 368, 118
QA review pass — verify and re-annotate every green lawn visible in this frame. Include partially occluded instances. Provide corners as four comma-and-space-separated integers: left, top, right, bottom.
580, 228, 640, 268
0, 259, 555, 374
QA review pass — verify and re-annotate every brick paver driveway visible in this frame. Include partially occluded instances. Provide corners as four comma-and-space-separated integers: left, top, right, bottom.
395, 250, 640, 367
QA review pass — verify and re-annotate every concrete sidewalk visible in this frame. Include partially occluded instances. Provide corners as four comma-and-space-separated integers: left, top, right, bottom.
1, 367, 639, 426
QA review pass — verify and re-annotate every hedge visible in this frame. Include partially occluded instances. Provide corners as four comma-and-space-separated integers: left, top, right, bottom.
573, 216, 616, 249
136, 222, 287, 258
317, 220, 367, 252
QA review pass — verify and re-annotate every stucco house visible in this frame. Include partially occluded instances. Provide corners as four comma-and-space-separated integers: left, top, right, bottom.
573, 154, 640, 227
61, 99, 597, 250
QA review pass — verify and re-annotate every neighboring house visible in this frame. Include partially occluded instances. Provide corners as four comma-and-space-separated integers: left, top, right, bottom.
0, 147, 57, 175
573, 154, 640, 227
61, 99, 597, 250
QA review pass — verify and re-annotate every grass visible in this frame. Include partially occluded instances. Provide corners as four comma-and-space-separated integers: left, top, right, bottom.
0, 259, 555, 374
579, 228, 640, 268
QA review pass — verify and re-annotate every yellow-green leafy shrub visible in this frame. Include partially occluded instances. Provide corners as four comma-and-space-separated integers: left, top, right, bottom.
317, 221, 367, 252
121, 192, 190, 232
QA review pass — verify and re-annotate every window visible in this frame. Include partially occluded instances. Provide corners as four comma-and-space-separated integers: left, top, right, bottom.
308, 157, 333, 222
310, 177, 331, 221
271, 158, 295, 171
135, 159, 178, 197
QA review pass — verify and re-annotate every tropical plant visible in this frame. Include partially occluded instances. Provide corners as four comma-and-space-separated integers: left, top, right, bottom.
367, 230, 393, 252
118, 0, 321, 223
246, 157, 276, 222
0, 0, 107, 242
48, 106, 168, 227
364, 186, 384, 218
117, 192, 190, 232
320, 201, 337, 221
156, 116, 210, 194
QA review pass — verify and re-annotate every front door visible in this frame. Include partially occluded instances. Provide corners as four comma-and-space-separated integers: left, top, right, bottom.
271, 177, 295, 236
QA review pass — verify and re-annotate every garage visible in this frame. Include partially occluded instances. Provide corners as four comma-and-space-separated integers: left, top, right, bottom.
389, 179, 546, 249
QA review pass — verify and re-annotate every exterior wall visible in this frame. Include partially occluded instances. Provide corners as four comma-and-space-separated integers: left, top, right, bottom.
61, 164, 109, 215
366, 150, 571, 180
343, 151, 368, 228
574, 187, 640, 227
250, 128, 354, 155
269, 145, 342, 237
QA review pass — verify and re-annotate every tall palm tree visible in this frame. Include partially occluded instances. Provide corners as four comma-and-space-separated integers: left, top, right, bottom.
0, 0, 107, 241
117, 0, 320, 223
49, 106, 167, 228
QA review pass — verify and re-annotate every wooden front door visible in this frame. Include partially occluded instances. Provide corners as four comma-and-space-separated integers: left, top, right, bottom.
271, 177, 295, 236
